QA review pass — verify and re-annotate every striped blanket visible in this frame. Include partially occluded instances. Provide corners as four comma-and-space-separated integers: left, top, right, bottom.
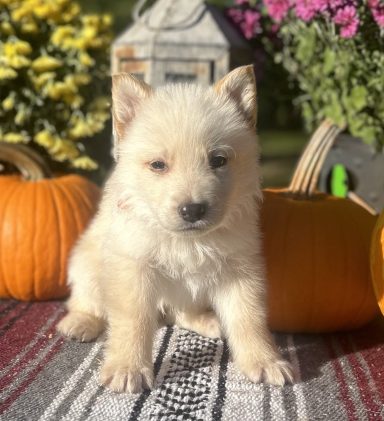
1, 301, 383, 420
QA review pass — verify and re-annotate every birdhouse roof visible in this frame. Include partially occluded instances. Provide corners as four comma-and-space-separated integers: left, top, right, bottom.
114, 0, 249, 50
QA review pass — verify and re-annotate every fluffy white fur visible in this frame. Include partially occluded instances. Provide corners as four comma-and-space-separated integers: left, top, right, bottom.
57, 66, 293, 393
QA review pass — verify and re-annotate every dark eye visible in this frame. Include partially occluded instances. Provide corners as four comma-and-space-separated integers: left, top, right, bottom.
149, 160, 167, 171
209, 155, 227, 169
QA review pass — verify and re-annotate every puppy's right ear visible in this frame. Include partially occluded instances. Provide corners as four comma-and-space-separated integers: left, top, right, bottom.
112, 73, 153, 147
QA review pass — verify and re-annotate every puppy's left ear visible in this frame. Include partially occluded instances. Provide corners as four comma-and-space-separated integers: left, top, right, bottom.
214, 65, 257, 128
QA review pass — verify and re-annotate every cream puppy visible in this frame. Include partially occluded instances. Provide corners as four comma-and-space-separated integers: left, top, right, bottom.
57, 65, 293, 393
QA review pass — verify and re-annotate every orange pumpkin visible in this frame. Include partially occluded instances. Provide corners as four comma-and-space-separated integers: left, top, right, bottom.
370, 210, 384, 315
261, 120, 379, 332
0, 144, 100, 301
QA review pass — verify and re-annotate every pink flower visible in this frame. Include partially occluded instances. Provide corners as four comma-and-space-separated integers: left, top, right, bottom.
333, 5, 359, 38
295, 0, 317, 22
226, 8, 244, 25
312, 0, 328, 12
226, 7, 261, 39
264, 0, 291, 22
327, 0, 345, 12
372, 9, 384, 27
240, 9, 261, 39
270, 23, 281, 33
368, 0, 384, 27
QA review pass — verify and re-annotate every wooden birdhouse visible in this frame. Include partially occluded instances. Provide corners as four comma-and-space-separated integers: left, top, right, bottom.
112, 0, 252, 86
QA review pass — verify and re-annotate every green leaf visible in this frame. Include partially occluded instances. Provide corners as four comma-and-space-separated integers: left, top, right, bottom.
301, 102, 314, 125
323, 48, 336, 75
348, 86, 368, 111
323, 93, 345, 126
296, 27, 317, 65
349, 125, 376, 144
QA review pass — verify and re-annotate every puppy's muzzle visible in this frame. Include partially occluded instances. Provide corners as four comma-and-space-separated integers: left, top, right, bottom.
178, 202, 207, 223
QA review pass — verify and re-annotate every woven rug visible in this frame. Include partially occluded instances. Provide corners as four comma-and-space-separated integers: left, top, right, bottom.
1, 301, 384, 421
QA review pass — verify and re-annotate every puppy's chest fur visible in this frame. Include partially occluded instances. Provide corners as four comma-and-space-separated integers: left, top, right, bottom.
152, 236, 227, 282
151, 238, 227, 304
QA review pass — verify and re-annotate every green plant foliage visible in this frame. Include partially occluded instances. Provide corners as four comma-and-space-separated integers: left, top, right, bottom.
0, 0, 113, 170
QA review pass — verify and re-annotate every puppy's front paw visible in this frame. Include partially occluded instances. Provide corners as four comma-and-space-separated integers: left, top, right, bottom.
57, 312, 104, 342
239, 358, 294, 386
100, 361, 154, 394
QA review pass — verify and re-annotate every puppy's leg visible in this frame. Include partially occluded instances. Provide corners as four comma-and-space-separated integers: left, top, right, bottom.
175, 310, 222, 339
57, 229, 105, 342
214, 268, 293, 386
100, 257, 157, 394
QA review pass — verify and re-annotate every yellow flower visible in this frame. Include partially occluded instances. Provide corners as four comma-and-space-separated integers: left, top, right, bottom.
67, 38, 88, 50
65, 73, 91, 86
69, 119, 92, 138
81, 15, 100, 26
47, 81, 76, 100
3, 132, 29, 143
0, 21, 15, 35
34, 4, 60, 20
62, 2, 80, 22
11, 4, 34, 22
81, 26, 97, 40
63, 77, 77, 92
6, 55, 31, 69
78, 52, 94, 67
90, 96, 110, 110
65, 93, 83, 108
2, 94, 15, 111
32, 56, 63, 72
32, 71, 56, 89
18, 41, 32, 55
8, 40, 32, 56
102, 14, 112, 27
21, 20, 39, 34
15, 107, 29, 125
4, 43, 22, 57
58, 37, 76, 50
93, 110, 110, 122
50, 138, 79, 160
34, 130, 55, 148
88, 38, 103, 49
72, 156, 98, 170
51, 25, 75, 46
0, 66, 17, 79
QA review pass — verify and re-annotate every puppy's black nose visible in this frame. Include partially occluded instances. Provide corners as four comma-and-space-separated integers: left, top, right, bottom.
179, 203, 207, 223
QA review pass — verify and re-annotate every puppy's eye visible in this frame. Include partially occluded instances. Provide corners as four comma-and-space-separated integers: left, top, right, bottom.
209, 155, 227, 169
149, 160, 167, 172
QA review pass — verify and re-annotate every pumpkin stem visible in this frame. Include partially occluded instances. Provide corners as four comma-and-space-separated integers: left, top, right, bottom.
288, 119, 345, 197
0, 143, 52, 181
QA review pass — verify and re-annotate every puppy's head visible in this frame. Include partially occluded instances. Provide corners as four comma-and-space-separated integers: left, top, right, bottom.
112, 66, 261, 235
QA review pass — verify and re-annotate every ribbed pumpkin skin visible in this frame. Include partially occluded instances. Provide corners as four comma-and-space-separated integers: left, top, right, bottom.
0, 175, 100, 301
261, 189, 379, 333
371, 211, 384, 315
